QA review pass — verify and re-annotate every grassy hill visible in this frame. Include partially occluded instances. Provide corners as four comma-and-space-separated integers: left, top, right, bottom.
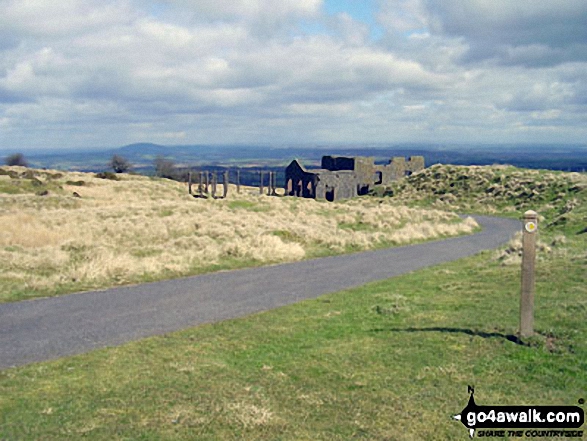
0, 166, 477, 303
383, 164, 586, 223
379, 163, 586, 267
0, 165, 585, 440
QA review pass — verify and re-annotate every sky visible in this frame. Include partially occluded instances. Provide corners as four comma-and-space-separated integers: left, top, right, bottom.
1, 0, 587, 151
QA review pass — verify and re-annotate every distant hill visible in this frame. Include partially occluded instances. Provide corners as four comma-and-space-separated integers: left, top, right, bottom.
5, 143, 587, 174
115, 143, 173, 156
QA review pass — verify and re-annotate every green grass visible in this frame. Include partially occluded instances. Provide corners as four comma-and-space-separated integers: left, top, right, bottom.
0, 168, 67, 196
0, 177, 61, 196
338, 218, 373, 232
227, 199, 271, 212
1, 220, 585, 440
271, 230, 305, 243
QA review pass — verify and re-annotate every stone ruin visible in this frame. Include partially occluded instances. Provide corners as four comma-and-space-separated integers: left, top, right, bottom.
285, 155, 425, 201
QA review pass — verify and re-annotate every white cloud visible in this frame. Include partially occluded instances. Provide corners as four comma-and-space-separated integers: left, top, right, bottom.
422, 0, 587, 65
0, 0, 586, 149
531, 110, 562, 120
163, 0, 322, 21
0, 0, 138, 38
377, 0, 430, 34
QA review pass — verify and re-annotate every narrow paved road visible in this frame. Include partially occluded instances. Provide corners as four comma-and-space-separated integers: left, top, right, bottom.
0, 215, 519, 370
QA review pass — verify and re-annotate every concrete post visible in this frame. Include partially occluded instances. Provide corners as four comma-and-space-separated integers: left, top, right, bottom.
270, 171, 276, 196
204, 172, 209, 194
211, 172, 217, 198
267, 172, 272, 195
520, 210, 538, 338
223, 171, 228, 198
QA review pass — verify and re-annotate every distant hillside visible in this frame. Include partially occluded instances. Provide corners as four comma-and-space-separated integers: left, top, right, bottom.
116, 143, 174, 157
5, 143, 587, 175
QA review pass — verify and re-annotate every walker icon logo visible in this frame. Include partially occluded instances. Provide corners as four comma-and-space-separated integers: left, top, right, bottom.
452, 387, 584, 438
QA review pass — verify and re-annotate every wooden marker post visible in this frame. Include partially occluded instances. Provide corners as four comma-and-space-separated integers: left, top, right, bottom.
259, 171, 264, 195
188, 171, 192, 195
520, 210, 538, 338
236, 169, 241, 194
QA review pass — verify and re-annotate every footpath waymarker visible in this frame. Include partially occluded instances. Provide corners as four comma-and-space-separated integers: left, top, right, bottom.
520, 210, 538, 338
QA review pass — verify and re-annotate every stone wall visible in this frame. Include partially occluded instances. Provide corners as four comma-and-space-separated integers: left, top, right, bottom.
406, 156, 425, 174
314, 170, 359, 201
374, 155, 425, 183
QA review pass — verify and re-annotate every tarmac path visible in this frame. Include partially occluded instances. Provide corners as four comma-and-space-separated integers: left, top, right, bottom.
0, 215, 519, 370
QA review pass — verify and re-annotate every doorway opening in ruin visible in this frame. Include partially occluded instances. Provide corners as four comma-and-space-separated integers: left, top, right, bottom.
357, 184, 370, 195
303, 180, 314, 198
325, 186, 335, 202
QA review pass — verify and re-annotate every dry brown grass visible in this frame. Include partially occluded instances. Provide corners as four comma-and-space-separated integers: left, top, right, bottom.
0, 166, 478, 301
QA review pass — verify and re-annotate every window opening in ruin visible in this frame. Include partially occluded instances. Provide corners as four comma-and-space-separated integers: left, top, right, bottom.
374, 171, 383, 185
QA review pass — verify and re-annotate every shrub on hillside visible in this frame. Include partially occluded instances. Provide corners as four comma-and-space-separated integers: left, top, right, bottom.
5, 153, 28, 167
154, 156, 176, 179
109, 155, 131, 173
0, 168, 19, 178
95, 171, 120, 180
65, 180, 86, 186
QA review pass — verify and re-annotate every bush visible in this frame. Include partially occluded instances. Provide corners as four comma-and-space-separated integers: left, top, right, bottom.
109, 155, 131, 173
5, 153, 28, 167
0, 169, 19, 178
95, 172, 120, 180
154, 156, 176, 179
21, 169, 37, 179
65, 180, 86, 186
368, 185, 387, 198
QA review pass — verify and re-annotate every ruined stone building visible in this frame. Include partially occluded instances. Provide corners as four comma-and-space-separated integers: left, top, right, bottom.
285, 155, 425, 201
